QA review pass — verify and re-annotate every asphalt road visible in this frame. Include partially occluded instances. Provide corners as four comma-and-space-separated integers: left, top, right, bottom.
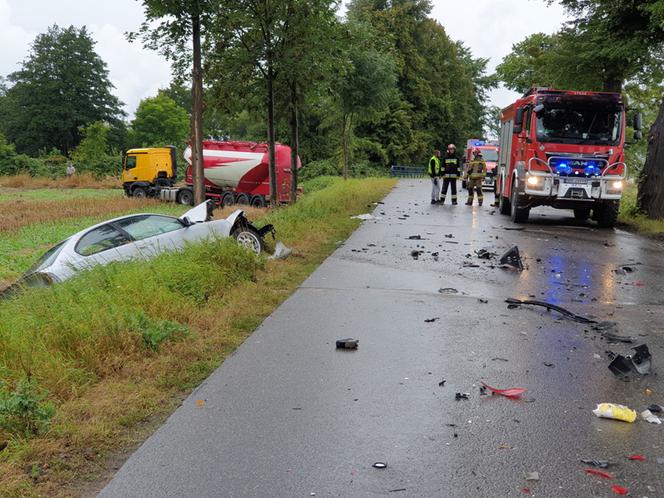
99, 179, 664, 498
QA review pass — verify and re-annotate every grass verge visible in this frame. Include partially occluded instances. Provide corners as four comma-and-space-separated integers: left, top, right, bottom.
0, 177, 395, 497
618, 182, 664, 235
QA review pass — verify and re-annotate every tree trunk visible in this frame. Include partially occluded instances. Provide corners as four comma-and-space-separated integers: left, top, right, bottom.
342, 114, 351, 180
637, 97, 664, 219
289, 81, 299, 204
266, 62, 278, 205
191, 13, 205, 205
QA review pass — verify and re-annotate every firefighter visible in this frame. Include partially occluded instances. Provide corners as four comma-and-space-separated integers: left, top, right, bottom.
440, 144, 461, 205
427, 149, 442, 204
465, 148, 487, 206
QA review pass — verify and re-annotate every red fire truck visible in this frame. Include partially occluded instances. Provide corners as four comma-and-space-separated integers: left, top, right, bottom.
495, 88, 642, 227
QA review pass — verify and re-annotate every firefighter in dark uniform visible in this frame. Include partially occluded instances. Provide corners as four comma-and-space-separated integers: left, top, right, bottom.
440, 144, 460, 205
465, 148, 487, 206
427, 150, 442, 204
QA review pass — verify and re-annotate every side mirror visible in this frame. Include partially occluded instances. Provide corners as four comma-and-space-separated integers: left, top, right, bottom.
634, 130, 643, 141
513, 107, 524, 134
634, 112, 643, 131
181, 216, 193, 227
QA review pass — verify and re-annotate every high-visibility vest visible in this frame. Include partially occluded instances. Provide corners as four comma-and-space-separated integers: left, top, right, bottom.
443, 157, 460, 177
467, 159, 487, 180
427, 156, 441, 176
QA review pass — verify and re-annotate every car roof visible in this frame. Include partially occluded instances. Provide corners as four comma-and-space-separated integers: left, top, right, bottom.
68, 212, 180, 241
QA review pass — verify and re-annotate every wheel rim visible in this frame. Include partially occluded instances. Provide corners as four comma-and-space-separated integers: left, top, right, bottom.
223, 194, 235, 206
236, 231, 261, 254
180, 192, 192, 205
134, 189, 146, 198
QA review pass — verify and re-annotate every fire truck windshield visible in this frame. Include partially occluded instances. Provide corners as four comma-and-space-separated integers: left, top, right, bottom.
535, 104, 623, 146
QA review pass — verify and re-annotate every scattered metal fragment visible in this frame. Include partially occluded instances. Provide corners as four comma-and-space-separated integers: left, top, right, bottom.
505, 298, 596, 324
499, 246, 524, 270
581, 459, 610, 469
524, 472, 540, 481
336, 338, 359, 350
455, 393, 470, 400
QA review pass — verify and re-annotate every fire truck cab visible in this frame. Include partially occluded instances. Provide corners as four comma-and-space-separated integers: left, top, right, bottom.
496, 88, 641, 228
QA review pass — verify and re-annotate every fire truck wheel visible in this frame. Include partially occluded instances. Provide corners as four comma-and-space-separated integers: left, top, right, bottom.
236, 193, 250, 205
132, 187, 148, 199
573, 208, 591, 221
221, 192, 235, 206
177, 189, 194, 206
510, 179, 529, 223
498, 177, 511, 215
596, 202, 619, 228
233, 227, 264, 255
251, 195, 266, 208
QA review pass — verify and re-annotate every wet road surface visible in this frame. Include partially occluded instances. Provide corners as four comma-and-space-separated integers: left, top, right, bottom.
99, 180, 664, 497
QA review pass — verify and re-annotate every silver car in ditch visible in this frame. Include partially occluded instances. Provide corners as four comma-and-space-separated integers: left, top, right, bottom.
10, 201, 272, 290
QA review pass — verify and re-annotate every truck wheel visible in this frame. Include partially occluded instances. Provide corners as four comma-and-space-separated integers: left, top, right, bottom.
573, 208, 591, 221
233, 227, 264, 255
222, 192, 235, 207
510, 179, 529, 223
596, 202, 619, 228
236, 193, 250, 205
132, 187, 148, 199
177, 189, 194, 206
251, 195, 266, 208
498, 177, 511, 215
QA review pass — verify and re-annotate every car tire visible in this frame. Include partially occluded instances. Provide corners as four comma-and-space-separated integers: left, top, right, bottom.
510, 178, 529, 223
573, 208, 591, 221
596, 201, 619, 228
233, 227, 264, 255
251, 195, 266, 208
221, 192, 235, 207
236, 193, 250, 205
177, 189, 194, 206
132, 187, 148, 199
498, 176, 511, 215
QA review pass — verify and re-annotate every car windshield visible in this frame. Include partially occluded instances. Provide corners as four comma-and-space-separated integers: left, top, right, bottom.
536, 105, 623, 145
480, 149, 498, 161
114, 215, 184, 241
28, 240, 68, 273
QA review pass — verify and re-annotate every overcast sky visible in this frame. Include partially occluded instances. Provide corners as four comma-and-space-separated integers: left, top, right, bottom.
0, 0, 568, 117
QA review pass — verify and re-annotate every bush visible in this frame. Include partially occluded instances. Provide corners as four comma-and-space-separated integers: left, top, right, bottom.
300, 158, 340, 180
125, 311, 189, 351
0, 377, 55, 437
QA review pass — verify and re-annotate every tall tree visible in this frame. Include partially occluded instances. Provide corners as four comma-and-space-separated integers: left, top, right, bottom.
2, 25, 123, 156
131, 1, 219, 204
130, 95, 190, 147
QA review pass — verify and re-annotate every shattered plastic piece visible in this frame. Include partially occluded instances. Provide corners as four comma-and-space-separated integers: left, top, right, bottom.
499, 246, 524, 270
336, 338, 359, 350
478, 298, 488, 304
269, 241, 293, 260
475, 248, 497, 260
609, 345, 651, 378
584, 468, 614, 479
543, 362, 554, 368
592, 403, 637, 423
372, 462, 387, 469
611, 485, 628, 495
438, 379, 446, 387
424, 317, 440, 323
628, 455, 646, 461
455, 393, 470, 400
196, 399, 205, 408
524, 472, 539, 481
648, 404, 663, 413
641, 410, 662, 424
481, 382, 526, 399
505, 298, 595, 324
407, 235, 422, 240
439, 288, 459, 294
580, 459, 610, 469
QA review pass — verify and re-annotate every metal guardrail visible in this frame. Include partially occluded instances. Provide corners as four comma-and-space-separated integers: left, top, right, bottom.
390, 165, 425, 178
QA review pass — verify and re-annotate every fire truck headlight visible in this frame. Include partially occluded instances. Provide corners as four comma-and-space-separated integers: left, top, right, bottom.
611, 180, 624, 190
527, 175, 541, 187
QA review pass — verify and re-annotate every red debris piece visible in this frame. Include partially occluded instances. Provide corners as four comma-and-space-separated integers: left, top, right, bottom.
611, 484, 629, 495
481, 382, 527, 398
584, 468, 614, 479
521, 488, 531, 495
627, 454, 645, 461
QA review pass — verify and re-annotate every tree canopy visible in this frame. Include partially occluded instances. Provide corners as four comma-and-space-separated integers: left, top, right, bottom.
130, 95, 190, 148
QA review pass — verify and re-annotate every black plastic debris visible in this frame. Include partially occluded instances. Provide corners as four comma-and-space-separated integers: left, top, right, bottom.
478, 298, 488, 304
424, 317, 440, 323
336, 338, 359, 350
439, 379, 446, 387
373, 462, 388, 469
432, 252, 439, 261
503, 226, 526, 231
444, 234, 455, 238
463, 262, 480, 268
581, 459, 610, 469
505, 298, 596, 324
608, 345, 651, 378
499, 246, 524, 270
411, 250, 422, 260
408, 235, 423, 240
648, 404, 663, 413
479, 386, 488, 395
615, 266, 636, 275
476, 249, 497, 260
543, 362, 555, 368
455, 393, 470, 400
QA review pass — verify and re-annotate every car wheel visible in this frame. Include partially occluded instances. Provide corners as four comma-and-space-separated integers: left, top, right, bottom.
132, 187, 148, 199
510, 178, 529, 223
596, 201, 619, 228
573, 208, 591, 221
222, 192, 235, 207
251, 195, 266, 208
236, 193, 250, 205
177, 189, 194, 206
233, 227, 264, 255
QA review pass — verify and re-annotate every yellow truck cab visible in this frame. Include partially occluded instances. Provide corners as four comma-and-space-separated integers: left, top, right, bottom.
122, 146, 177, 198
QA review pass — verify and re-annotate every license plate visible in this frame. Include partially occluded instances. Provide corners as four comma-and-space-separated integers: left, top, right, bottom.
563, 177, 589, 185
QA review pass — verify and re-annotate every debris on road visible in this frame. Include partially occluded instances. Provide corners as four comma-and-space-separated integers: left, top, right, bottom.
438, 379, 446, 387
592, 403, 637, 423
608, 345, 651, 378
336, 338, 359, 350
475, 248, 496, 260
351, 214, 382, 221
584, 469, 614, 479
610, 485, 629, 495
407, 235, 423, 240
269, 241, 293, 260
410, 250, 423, 260
648, 404, 663, 413
627, 454, 646, 461
462, 262, 480, 268
614, 265, 636, 275
543, 362, 555, 368
478, 298, 488, 304
455, 393, 470, 400
372, 462, 387, 469
424, 317, 440, 323
505, 298, 595, 324
641, 409, 662, 425
499, 246, 524, 270
439, 288, 459, 294
481, 382, 526, 399
524, 472, 539, 481
580, 459, 610, 468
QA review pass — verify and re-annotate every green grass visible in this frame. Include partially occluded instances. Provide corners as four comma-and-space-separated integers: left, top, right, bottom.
0, 177, 396, 496
0, 188, 123, 203
618, 182, 664, 235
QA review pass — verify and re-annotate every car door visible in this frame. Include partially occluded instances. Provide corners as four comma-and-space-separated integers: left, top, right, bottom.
74, 223, 135, 269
